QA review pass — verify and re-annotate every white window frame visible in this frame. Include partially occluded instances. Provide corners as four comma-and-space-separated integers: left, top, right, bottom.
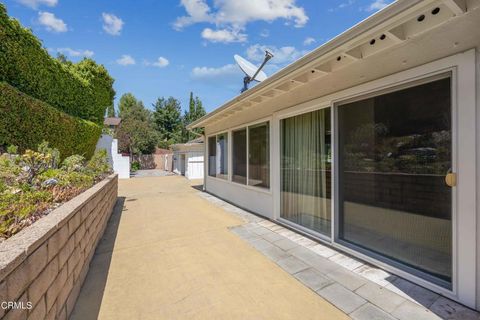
206, 117, 273, 194
271, 49, 476, 307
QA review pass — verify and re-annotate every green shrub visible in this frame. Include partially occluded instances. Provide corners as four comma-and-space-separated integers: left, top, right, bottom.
131, 161, 141, 172
86, 149, 110, 178
0, 82, 102, 159
6, 145, 17, 154
0, 4, 115, 123
62, 154, 85, 172
0, 145, 112, 238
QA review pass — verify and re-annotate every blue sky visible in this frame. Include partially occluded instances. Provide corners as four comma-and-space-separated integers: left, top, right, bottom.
2, 0, 393, 113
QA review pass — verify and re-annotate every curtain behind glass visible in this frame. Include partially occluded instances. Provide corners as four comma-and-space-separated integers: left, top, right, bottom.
216, 133, 228, 179
281, 108, 331, 236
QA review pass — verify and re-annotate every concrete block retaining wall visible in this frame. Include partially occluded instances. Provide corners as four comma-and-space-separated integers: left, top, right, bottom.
0, 174, 118, 320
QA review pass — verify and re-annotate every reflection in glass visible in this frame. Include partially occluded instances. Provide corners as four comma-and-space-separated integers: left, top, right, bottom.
216, 133, 228, 179
248, 123, 270, 188
232, 129, 247, 184
338, 77, 452, 287
208, 136, 216, 177
281, 108, 331, 236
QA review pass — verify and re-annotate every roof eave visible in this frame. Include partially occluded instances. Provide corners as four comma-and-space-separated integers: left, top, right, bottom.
187, 0, 426, 130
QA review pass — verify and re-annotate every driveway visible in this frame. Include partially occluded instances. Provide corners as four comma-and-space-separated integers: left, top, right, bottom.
70, 175, 348, 320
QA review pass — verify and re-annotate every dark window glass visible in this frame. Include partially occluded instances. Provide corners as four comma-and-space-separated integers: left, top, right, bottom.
232, 129, 247, 184
280, 108, 331, 236
248, 122, 269, 188
338, 77, 452, 287
208, 136, 216, 177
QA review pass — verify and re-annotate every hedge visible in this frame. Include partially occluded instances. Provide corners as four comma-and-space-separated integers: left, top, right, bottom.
0, 82, 102, 159
0, 4, 115, 124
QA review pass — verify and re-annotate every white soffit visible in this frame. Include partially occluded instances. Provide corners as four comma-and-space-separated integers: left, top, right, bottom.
188, 0, 480, 129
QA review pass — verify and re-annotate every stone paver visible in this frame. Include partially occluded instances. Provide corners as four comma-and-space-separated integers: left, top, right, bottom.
350, 303, 396, 320
392, 301, 442, 320
273, 238, 299, 251
71, 176, 348, 320
195, 179, 480, 320
294, 268, 332, 291
317, 283, 367, 314
277, 256, 309, 274
355, 282, 406, 313
326, 268, 367, 291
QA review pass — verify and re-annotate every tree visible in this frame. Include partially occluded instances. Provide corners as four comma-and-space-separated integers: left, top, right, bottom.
116, 94, 158, 156
118, 93, 138, 118
106, 104, 115, 117
181, 92, 206, 142
152, 97, 182, 148
117, 118, 157, 156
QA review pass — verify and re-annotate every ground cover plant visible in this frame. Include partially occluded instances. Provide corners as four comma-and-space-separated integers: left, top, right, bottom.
0, 142, 111, 239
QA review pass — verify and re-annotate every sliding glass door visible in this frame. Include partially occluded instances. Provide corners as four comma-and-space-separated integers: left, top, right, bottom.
280, 108, 331, 237
337, 76, 453, 287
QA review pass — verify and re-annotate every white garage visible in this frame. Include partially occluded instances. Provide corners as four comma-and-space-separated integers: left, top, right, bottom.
172, 137, 204, 180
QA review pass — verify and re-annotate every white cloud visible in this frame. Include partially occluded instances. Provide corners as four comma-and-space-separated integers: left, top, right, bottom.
55, 48, 94, 58
365, 0, 390, 12
153, 57, 170, 68
116, 54, 135, 66
191, 64, 240, 79
303, 37, 315, 46
246, 44, 308, 65
16, 0, 57, 9
174, 0, 308, 42
38, 11, 67, 32
102, 13, 124, 36
201, 28, 247, 43
328, 0, 355, 12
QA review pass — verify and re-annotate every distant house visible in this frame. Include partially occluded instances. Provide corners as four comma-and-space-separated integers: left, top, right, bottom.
188, 0, 480, 310
103, 117, 121, 131
171, 137, 204, 180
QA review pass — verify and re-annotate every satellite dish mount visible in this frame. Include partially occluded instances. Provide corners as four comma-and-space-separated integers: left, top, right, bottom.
234, 51, 274, 93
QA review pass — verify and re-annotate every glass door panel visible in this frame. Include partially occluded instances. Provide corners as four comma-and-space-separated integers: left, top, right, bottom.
337, 77, 452, 287
280, 108, 331, 237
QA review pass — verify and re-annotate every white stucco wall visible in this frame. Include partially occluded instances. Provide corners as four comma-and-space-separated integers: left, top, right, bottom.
111, 139, 130, 179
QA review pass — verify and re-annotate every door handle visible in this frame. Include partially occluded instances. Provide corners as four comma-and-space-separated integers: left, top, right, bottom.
445, 171, 456, 187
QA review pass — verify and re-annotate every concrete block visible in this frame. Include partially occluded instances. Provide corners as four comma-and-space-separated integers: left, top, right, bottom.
46, 265, 67, 312
294, 268, 332, 291
350, 303, 396, 320
355, 282, 406, 313
27, 296, 46, 320
392, 301, 441, 320
276, 256, 309, 274
326, 268, 367, 291
309, 244, 337, 258
47, 227, 68, 262
317, 283, 366, 314
273, 238, 299, 251
28, 257, 59, 306
261, 245, 290, 262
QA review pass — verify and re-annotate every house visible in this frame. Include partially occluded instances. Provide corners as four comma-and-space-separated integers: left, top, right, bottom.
188, 0, 480, 310
171, 137, 204, 180
103, 117, 122, 131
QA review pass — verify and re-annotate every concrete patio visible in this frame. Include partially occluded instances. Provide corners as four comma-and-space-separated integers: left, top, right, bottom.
70, 175, 348, 320
71, 175, 480, 320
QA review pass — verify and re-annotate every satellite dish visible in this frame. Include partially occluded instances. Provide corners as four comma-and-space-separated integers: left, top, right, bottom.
234, 55, 268, 82
234, 50, 273, 93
